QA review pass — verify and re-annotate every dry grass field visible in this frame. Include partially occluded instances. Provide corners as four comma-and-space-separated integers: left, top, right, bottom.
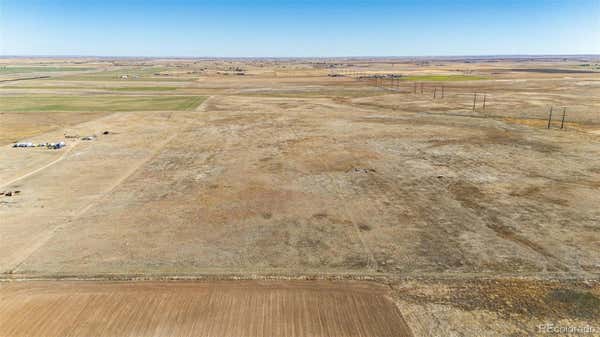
1, 56, 599, 336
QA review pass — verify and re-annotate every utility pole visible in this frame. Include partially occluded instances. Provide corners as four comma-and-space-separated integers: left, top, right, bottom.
482, 94, 486, 111
420, 83, 423, 94
560, 107, 566, 129
472, 93, 477, 112
433, 88, 437, 99
547, 106, 553, 129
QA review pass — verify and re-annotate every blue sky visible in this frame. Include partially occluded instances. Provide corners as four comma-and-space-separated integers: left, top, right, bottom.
1, 0, 599, 57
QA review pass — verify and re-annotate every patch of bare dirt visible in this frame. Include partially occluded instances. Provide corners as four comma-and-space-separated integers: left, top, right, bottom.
0, 280, 413, 337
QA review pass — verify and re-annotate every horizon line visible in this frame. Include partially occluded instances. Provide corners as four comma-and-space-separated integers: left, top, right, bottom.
2, 53, 600, 60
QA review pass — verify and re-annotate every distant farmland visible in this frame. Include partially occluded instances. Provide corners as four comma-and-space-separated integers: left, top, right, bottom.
0, 66, 95, 74
0, 95, 205, 112
400, 75, 487, 81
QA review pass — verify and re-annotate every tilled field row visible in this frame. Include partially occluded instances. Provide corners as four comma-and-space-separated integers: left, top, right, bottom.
0, 280, 412, 337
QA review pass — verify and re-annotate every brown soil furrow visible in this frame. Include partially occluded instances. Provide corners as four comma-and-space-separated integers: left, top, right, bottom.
0, 280, 412, 337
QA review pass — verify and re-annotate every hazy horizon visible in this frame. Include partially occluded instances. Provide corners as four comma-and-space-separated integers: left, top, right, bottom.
2, 54, 600, 59
1, 0, 600, 57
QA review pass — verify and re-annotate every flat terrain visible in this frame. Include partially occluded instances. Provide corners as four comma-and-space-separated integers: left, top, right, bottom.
0, 95, 204, 112
1, 56, 599, 336
0, 280, 411, 337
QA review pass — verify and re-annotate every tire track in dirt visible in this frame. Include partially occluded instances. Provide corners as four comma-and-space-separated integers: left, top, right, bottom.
6, 131, 181, 274
282, 100, 379, 272
0, 141, 79, 190
7, 98, 216, 274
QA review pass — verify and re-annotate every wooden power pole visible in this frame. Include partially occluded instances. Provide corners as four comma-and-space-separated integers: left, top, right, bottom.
482, 94, 486, 111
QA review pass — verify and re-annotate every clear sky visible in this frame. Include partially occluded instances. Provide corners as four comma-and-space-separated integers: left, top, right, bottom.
1, 0, 599, 57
